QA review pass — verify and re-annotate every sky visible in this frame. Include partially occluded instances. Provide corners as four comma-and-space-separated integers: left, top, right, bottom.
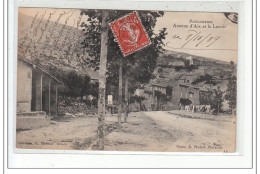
154, 11, 238, 63
19, 8, 238, 63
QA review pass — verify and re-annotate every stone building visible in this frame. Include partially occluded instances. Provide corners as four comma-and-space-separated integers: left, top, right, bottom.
171, 83, 200, 110
147, 79, 201, 110
17, 57, 60, 129
151, 83, 167, 111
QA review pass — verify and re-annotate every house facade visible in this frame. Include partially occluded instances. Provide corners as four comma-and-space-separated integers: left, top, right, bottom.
146, 80, 201, 111
17, 57, 60, 116
151, 84, 167, 110
171, 83, 200, 110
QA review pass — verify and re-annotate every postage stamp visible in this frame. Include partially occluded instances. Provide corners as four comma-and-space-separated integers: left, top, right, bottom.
109, 12, 151, 56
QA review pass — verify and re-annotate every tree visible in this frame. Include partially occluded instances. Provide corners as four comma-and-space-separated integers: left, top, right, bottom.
47, 67, 98, 104
80, 10, 166, 71
192, 74, 217, 86
80, 9, 167, 122
63, 71, 84, 97
131, 95, 145, 111
199, 90, 214, 105
96, 10, 109, 150
80, 75, 91, 97
225, 75, 237, 112
211, 87, 224, 115
180, 98, 192, 106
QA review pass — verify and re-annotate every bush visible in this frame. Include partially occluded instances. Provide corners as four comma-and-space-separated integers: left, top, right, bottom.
192, 74, 217, 85
180, 98, 192, 105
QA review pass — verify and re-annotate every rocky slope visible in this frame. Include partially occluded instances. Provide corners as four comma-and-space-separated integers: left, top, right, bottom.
18, 13, 98, 79
149, 49, 236, 91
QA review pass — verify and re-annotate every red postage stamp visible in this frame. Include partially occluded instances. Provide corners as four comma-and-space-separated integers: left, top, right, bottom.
109, 12, 151, 57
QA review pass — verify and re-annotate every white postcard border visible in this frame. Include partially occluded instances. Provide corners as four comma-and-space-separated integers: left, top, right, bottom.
7, 0, 254, 169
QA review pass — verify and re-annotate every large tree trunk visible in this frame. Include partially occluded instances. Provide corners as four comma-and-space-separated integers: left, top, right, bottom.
118, 58, 123, 129
97, 10, 109, 150
124, 75, 128, 122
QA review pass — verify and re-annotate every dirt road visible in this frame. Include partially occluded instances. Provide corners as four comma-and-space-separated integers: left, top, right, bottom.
105, 111, 236, 152
16, 111, 236, 152
16, 116, 118, 150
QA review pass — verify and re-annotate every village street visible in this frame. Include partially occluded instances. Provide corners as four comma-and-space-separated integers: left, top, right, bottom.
16, 111, 236, 152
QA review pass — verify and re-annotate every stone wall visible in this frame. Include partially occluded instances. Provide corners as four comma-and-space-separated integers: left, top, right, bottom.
170, 83, 180, 110
192, 88, 200, 105
17, 60, 32, 113
170, 83, 200, 109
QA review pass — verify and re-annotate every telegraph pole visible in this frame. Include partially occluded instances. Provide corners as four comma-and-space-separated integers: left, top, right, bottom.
124, 75, 128, 122
118, 58, 123, 129
97, 10, 109, 150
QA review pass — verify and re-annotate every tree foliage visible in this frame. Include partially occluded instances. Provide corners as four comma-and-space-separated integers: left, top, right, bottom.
80, 10, 167, 95
225, 75, 237, 110
180, 98, 192, 105
47, 66, 98, 100
192, 74, 217, 86
130, 95, 146, 103
211, 87, 224, 114
199, 90, 214, 105
199, 88, 224, 114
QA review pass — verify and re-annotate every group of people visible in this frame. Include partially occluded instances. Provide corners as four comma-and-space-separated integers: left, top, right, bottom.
180, 103, 211, 113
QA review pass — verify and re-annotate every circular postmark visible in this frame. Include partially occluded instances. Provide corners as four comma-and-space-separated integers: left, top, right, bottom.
224, 13, 238, 24
119, 22, 142, 45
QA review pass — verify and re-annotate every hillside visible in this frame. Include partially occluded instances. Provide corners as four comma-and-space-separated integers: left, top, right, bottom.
18, 13, 99, 79
149, 49, 236, 91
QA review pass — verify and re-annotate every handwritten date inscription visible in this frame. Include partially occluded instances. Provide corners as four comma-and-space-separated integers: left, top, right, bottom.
172, 30, 221, 49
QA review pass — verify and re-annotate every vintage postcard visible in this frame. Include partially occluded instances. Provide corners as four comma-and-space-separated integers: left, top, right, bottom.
16, 8, 238, 152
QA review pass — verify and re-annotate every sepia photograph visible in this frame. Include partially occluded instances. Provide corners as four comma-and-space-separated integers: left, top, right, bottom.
16, 8, 238, 152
